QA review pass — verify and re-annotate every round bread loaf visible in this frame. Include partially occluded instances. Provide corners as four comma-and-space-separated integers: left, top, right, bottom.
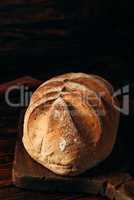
23, 72, 120, 176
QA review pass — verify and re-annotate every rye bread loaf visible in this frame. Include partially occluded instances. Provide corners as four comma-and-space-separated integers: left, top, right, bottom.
23, 72, 120, 176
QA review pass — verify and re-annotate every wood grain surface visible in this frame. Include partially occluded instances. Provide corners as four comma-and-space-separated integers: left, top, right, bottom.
0, 0, 130, 87
12, 110, 133, 198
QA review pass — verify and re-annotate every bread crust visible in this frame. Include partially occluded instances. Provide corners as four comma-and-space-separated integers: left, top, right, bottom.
23, 72, 120, 176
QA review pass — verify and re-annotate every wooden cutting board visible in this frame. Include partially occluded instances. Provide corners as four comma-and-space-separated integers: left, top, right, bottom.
12, 111, 133, 199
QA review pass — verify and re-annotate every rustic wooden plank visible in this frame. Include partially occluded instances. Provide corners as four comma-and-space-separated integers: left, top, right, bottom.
12, 111, 105, 194
104, 182, 134, 200
12, 111, 133, 200
0, 186, 105, 200
0, 155, 105, 199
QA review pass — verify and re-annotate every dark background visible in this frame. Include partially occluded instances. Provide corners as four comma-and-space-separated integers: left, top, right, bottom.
0, 0, 131, 84
0, 0, 133, 175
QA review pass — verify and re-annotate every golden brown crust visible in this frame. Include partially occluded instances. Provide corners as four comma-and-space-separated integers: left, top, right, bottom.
23, 72, 120, 176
